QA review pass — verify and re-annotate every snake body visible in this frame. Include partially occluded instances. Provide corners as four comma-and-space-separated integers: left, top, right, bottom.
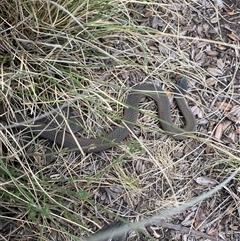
0, 79, 196, 153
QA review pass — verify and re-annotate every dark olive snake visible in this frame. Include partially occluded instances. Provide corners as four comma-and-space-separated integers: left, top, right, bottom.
0, 78, 196, 153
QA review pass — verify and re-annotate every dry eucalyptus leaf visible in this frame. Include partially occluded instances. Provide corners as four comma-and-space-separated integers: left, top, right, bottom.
195, 176, 218, 186
222, 120, 233, 131
194, 51, 204, 62
229, 224, 239, 231
205, 45, 218, 56
215, 123, 224, 140
151, 16, 162, 28
215, 101, 233, 111
217, 58, 225, 70
228, 132, 236, 142
210, 17, 220, 23
181, 212, 195, 226
207, 67, 223, 76
216, 45, 227, 50
228, 105, 240, 123
144, 10, 153, 18
202, 23, 210, 31
197, 118, 208, 125
135, 159, 145, 173
197, 42, 208, 48
206, 50, 219, 56
206, 77, 218, 86
207, 226, 221, 236
214, 121, 232, 140
191, 106, 203, 118
109, 186, 123, 194
197, 25, 203, 35
227, 11, 236, 16
228, 33, 239, 41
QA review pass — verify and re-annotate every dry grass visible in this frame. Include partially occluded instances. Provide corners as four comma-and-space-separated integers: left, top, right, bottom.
0, 0, 240, 240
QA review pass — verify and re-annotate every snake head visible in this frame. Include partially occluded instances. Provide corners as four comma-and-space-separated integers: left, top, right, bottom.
175, 77, 188, 95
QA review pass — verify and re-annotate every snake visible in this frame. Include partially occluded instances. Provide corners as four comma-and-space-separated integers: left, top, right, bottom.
0, 78, 196, 153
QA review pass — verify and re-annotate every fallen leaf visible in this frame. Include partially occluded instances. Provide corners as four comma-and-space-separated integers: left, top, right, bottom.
222, 120, 232, 131
206, 77, 218, 86
203, 23, 210, 31
210, 17, 220, 23
215, 101, 233, 111
217, 58, 225, 70
228, 33, 239, 41
228, 132, 236, 142
229, 105, 240, 114
228, 105, 240, 123
144, 10, 153, 18
207, 225, 221, 235
229, 224, 239, 231
195, 207, 204, 223
227, 11, 236, 16
194, 51, 204, 62
191, 106, 203, 118
197, 118, 208, 125
195, 176, 218, 186
206, 50, 219, 56
207, 67, 223, 76
181, 212, 195, 226
216, 45, 227, 50
205, 144, 212, 154
197, 42, 208, 48
215, 123, 224, 140
197, 25, 203, 35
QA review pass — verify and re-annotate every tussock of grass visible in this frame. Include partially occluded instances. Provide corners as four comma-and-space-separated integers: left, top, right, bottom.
0, 0, 239, 240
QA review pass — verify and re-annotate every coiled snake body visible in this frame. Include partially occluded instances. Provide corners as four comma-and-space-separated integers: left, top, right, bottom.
0, 78, 196, 153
